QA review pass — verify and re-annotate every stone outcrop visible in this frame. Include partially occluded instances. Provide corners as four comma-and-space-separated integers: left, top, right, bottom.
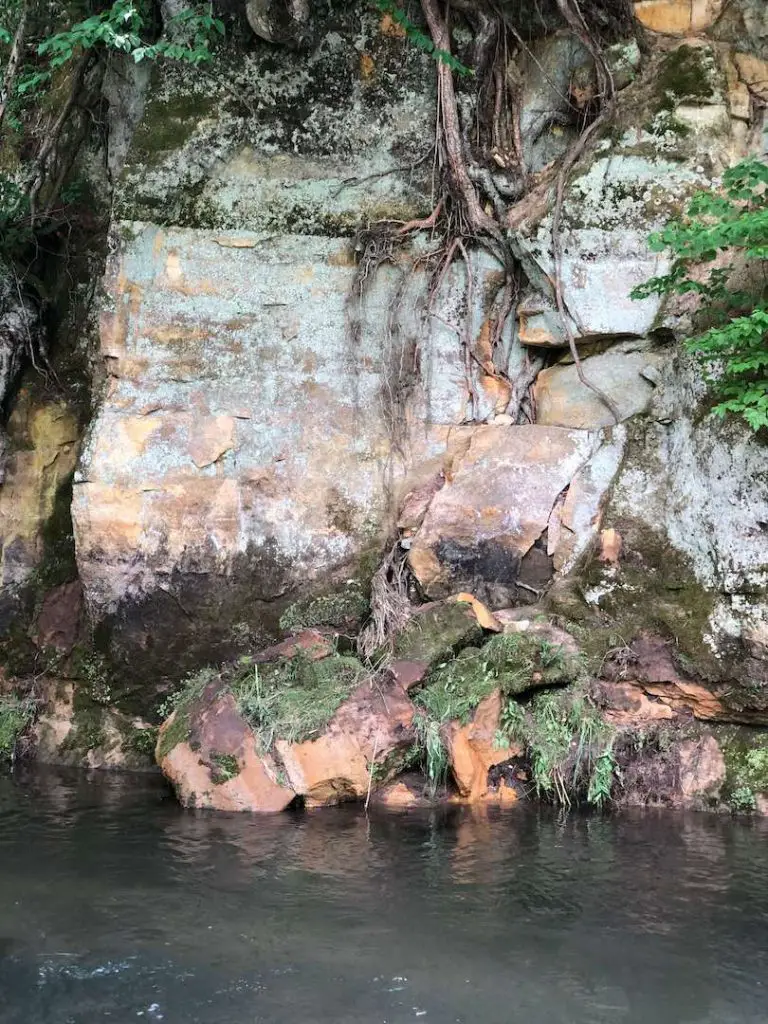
443, 690, 522, 804
2, 0, 768, 814
407, 425, 624, 607
158, 685, 297, 813
156, 645, 417, 811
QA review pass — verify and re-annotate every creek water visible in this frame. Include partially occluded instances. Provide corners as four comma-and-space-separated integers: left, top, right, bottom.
0, 769, 767, 1024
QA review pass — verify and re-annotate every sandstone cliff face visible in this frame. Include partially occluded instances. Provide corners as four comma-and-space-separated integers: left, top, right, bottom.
1, 0, 768, 796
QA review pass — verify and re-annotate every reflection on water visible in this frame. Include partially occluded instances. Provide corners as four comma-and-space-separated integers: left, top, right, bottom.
1, 768, 767, 1023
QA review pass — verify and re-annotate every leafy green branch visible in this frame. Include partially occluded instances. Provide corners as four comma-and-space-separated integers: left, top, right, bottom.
633, 158, 768, 431
15, 1, 224, 97
373, 0, 472, 77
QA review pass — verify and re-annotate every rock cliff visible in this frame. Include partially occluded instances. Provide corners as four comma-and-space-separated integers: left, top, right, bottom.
1, 0, 767, 812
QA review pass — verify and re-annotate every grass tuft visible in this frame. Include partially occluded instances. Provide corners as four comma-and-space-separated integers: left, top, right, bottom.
0, 695, 36, 764
232, 652, 368, 750
497, 687, 618, 807
411, 632, 585, 794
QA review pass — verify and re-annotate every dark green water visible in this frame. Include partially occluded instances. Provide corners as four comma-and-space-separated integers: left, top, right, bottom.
1, 769, 767, 1024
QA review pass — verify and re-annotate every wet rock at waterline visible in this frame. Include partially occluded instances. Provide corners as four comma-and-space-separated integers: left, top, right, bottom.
158, 685, 296, 813
443, 690, 522, 804
155, 643, 417, 812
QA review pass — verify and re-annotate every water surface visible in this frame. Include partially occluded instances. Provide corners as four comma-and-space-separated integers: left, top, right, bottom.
1, 769, 767, 1023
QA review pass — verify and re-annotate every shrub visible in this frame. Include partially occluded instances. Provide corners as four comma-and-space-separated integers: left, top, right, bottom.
497, 686, 618, 807
633, 158, 768, 430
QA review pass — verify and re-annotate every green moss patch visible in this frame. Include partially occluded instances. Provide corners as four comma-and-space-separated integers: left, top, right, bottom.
392, 602, 484, 665
130, 92, 217, 169
210, 751, 241, 784
574, 517, 719, 679
655, 45, 719, 111
279, 583, 369, 634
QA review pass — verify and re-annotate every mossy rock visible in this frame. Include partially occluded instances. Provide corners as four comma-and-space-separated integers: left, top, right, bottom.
279, 582, 369, 635
574, 516, 720, 679
654, 45, 720, 112
393, 602, 484, 666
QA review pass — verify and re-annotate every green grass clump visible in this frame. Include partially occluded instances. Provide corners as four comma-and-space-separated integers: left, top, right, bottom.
0, 696, 36, 763
720, 729, 768, 812
411, 632, 585, 794
232, 652, 368, 750
497, 687, 618, 807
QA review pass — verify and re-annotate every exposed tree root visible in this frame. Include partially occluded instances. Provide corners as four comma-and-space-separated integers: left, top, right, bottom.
358, 544, 413, 663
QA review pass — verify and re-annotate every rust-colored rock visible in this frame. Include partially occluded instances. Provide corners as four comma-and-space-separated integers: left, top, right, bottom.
444, 690, 522, 802
372, 774, 431, 809
276, 675, 415, 806
158, 689, 295, 813
448, 593, 503, 631
597, 680, 677, 726
408, 426, 602, 607
600, 634, 730, 721
633, 0, 723, 34
598, 528, 622, 565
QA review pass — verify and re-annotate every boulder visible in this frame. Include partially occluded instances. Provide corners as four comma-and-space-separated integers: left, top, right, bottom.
534, 343, 667, 429
33, 681, 156, 772
157, 685, 296, 813
369, 773, 432, 809
407, 425, 622, 607
391, 599, 486, 671
275, 674, 415, 806
443, 690, 522, 803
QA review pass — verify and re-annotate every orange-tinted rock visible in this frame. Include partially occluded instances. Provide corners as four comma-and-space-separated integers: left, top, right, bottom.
444, 690, 522, 802
597, 681, 677, 726
448, 593, 503, 631
372, 774, 431, 809
276, 675, 415, 806
408, 426, 603, 606
633, 0, 723, 34
733, 52, 768, 101
598, 528, 622, 565
600, 634, 731, 722
157, 689, 295, 813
